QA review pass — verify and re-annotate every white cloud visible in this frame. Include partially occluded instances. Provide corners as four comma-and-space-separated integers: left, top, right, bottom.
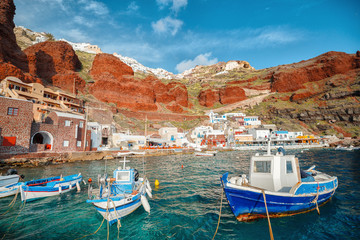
156, 0, 188, 12
73, 16, 93, 27
79, 0, 109, 15
60, 28, 90, 42
175, 52, 218, 73
152, 16, 183, 36
127, 1, 139, 12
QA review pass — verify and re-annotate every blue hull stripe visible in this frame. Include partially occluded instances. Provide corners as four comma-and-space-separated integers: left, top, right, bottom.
94, 198, 141, 213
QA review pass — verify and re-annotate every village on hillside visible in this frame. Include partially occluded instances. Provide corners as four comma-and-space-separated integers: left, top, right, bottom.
0, 76, 328, 157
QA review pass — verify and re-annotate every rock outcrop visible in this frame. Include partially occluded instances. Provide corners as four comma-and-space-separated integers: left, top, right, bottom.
0, 0, 28, 72
198, 86, 247, 107
270, 51, 357, 93
89, 54, 189, 112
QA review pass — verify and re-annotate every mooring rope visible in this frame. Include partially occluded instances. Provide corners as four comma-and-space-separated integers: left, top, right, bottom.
1, 187, 20, 216
75, 191, 110, 240
262, 190, 274, 240
1, 189, 27, 240
109, 198, 121, 240
311, 182, 320, 215
212, 188, 224, 240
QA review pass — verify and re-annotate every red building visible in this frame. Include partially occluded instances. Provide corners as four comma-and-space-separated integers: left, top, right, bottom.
201, 133, 226, 147
30, 111, 91, 152
0, 97, 33, 154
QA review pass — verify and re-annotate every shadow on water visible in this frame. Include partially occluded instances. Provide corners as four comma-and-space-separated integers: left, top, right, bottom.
0, 149, 360, 239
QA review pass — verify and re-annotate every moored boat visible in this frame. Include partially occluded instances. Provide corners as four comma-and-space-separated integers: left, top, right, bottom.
0, 169, 21, 188
86, 152, 152, 225
19, 173, 82, 202
221, 141, 338, 221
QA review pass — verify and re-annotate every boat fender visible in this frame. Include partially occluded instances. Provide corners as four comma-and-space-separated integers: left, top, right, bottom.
76, 182, 81, 192
146, 188, 153, 198
141, 195, 150, 214
155, 179, 159, 187
20, 174, 25, 179
146, 179, 152, 192
59, 185, 62, 193
134, 169, 139, 181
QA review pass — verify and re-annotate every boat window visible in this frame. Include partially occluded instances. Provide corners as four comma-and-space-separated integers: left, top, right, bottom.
254, 161, 271, 173
286, 161, 293, 173
116, 171, 130, 181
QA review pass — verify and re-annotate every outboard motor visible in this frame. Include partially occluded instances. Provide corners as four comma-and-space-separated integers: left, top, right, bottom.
134, 169, 139, 181
6, 169, 18, 175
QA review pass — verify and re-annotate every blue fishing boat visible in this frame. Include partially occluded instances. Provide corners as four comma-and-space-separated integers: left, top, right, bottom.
19, 173, 82, 202
221, 141, 338, 221
86, 152, 152, 225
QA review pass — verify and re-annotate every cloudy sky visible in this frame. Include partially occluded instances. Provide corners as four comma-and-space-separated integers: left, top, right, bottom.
14, 0, 360, 73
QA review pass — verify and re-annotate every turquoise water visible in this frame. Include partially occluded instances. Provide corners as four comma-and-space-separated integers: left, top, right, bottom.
1, 149, 360, 239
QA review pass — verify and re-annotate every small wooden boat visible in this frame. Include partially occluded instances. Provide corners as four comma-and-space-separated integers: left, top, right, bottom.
195, 151, 217, 156
0, 169, 21, 188
221, 141, 338, 221
20, 173, 82, 202
86, 152, 152, 225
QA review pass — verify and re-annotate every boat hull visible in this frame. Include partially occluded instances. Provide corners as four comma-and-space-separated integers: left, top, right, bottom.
90, 194, 143, 225
20, 174, 82, 202
0, 183, 22, 198
221, 173, 337, 221
0, 175, 20, 187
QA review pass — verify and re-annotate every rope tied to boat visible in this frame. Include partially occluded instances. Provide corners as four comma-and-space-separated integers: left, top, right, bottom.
262, 190, 274, 240
1, 186, 20, 216
311, 182, 320, 215
1, 192, 27, 240
212, 187, 224, 240
109, 198, 122, 240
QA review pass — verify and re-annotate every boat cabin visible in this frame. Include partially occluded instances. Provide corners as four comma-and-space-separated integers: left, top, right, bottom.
249, 151, 301, 192
111, 167, 137, 194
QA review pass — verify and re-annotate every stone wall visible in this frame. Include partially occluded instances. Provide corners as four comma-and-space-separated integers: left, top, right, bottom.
0, 97, 33, 153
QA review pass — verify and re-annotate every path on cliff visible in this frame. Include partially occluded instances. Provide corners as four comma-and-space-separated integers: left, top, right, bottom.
205, 93, 273, 114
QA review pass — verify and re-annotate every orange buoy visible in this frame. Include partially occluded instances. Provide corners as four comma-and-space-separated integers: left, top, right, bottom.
88, 178, 92, 183
181, 165, 183, 169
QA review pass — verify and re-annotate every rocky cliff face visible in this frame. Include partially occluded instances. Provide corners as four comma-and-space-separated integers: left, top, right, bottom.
0, 0, 28, 72
270, 51, 357, 93
89, 54, 189, 112
24, 41, 85, 92
198, 85, 247, 107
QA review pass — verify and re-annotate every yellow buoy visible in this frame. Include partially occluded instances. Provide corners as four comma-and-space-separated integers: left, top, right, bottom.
155, 179, 159, 187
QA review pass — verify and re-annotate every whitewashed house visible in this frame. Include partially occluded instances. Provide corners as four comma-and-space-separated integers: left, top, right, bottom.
159, 127, 181, 146
248, 128, 270, 141
191, 126, 214, 147
244, 116, 261, 127
112, 133, 146, 150
288, 131, 303, 139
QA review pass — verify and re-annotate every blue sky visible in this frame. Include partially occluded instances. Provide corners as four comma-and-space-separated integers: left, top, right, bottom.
14, 0, 360, 73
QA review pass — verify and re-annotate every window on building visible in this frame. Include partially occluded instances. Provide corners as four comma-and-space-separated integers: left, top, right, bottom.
79, 121, 84, 128
7, 107, 19, 116
65, 120, 71, 126
77, 141, 81, 147
2, 136, 16, 146
63, 140, 69, 147
286, 161, 293, 174
254, 161, 271, 173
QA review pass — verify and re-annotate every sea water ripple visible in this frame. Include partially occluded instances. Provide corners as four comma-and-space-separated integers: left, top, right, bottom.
0, 149, 359, 239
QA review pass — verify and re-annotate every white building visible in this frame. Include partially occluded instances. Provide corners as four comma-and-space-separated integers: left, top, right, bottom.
112, 133, 146, 150
244, 116, 261, 127
208, 110, 245, 123
191, 126, 214, 147
248, 128, 271, 140
288, 132, 303, 139
159, 127, 181, 146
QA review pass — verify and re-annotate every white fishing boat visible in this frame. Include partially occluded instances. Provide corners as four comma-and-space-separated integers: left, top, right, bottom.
86, 152, 152, 225
0, 169, 21, 187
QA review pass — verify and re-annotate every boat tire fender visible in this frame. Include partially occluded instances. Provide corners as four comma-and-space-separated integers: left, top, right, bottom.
134, 169, 139, 181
